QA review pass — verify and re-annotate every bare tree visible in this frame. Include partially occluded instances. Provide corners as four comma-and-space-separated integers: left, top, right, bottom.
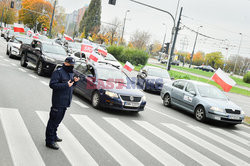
130, 30, 151, 50
107, 18, 121, 45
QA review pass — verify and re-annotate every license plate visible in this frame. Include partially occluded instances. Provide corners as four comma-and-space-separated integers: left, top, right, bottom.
228, 115, 241, 120
125, 102, 140, 107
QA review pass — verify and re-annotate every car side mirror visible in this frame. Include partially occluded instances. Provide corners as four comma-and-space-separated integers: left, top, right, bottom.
189, 91, 196, 96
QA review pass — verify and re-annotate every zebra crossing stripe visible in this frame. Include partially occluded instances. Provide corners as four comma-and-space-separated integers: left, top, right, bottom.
28, 74, 37, 79
72, 100, 89, 108
164, 124, 249, 166
72, 115, 143, 166
0, 108, 45, 166
104, 117, 184, 166
40, 81, 49, 86
233, 130, 250, 139
18, 68, 26, 73
134, 121, 220, 166
36, 111, 98, 166
190, 126, 250, 158
210, 127, 250, 146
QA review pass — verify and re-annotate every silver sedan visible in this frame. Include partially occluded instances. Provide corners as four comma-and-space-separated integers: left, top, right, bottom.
161, 80, 245, 125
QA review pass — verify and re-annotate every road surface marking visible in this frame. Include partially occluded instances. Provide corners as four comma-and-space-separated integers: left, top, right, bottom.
3, 58, 9, 62
36, 111, 98, 166
0, 108, 45, 166
72, 115, 143, 166
190, 125, 250, 157
28, 74, 37, 79
18, 68, 26, 73
146, 106, 189, 125
233, 130, 250, 139
40, 81, 49, 86
104, 117, 183, 166
210, 127, 250, 146
163, 123, 249, 166
72, 100, 89, 108
134, 121, 219, 166
10, 63, 17, 67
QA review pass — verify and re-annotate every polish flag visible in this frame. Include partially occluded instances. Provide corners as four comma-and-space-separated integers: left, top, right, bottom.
27, 30, 33, 36
98, 49, 107, 56
89, 54, 98, 62
13, 23, 25, 33
64, 34, 74, 41
211, 68, 236, 92
123, 61, 134, 72
3, 27, 9, 30
81, 44, 94, 53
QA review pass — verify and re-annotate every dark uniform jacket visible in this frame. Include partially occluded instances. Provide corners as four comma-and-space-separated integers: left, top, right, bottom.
49, 67, 77, 108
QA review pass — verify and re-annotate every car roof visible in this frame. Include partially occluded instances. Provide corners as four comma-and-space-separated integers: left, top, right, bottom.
181, 79, 213, 87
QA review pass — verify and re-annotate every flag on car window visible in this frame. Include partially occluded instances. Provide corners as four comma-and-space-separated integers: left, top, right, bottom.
64, 34, 74, 41
89, 54, 98, 62
14, 23, 25, 33
98, 49, 107, 56
81, 44, 94, 53
123, 61, 134, 72
27, 30, 33, 36
211, 68, 236, 92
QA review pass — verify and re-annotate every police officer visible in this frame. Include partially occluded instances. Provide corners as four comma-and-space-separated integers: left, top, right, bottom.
45, 57, 80, 150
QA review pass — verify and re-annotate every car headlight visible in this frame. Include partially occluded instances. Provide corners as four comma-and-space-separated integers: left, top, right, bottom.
142, 95, 146, 101
210, 106, 224, 112
105, 91, 118, 98
44, 56, 56, 63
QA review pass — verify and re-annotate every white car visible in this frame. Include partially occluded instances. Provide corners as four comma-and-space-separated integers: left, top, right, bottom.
7, 35, 32, 58
98, 53, 122, 68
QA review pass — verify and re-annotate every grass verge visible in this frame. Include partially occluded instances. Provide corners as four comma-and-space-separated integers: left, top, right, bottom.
244, 116, 250, 125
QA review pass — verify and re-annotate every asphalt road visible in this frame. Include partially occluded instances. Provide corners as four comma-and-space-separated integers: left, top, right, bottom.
0, 38, 249, 166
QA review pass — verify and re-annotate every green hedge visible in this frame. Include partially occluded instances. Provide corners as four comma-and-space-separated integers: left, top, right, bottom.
243, 72, 250, 83
107, 45, 149, 66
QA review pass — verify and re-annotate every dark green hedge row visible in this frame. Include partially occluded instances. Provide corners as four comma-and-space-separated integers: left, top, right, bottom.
107, 45, 149, 66
243, 72, 250, 83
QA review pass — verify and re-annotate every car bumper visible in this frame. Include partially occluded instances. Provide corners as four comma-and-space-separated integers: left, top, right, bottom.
42, 61, 57, 74
100, 95, 146, 112
207, 111, 244, 124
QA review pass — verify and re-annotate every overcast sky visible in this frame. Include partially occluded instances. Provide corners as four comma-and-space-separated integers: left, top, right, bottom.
58, 0, 250, 58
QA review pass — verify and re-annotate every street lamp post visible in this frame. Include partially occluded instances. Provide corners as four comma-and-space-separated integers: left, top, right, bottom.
120, 10, 130, 45
159, 23, 167, 61
189, 25, 202, 68
49, 0, 56, 38
233, 33, 243, 74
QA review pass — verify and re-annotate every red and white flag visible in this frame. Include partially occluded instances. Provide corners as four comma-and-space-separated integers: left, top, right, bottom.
89, 54, 98, 62
81, 44, 94, 53
27, 30, 33, 36
123, 61, 134, 72
98, 49, 107, 56
14, 23, 25, 33
64, 34, 74, 41
211, 68, 236, 92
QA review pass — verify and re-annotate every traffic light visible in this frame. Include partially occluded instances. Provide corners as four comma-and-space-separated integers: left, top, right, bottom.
10, 1, 14, 8
164, 43, 170, 54
108, 0, 116, 5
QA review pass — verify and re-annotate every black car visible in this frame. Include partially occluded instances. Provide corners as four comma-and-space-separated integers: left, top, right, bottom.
73, 62, 146, 112
171, 60, 180, 66
194, 65, 215, 72
137, 66, 172, 92
19, 39, 68, 76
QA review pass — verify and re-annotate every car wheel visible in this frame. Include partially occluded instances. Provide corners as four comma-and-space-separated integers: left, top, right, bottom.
20, 53, 28, 67
142, 81, 147, 91
37, 61, 44, 76
163, 93, 171, 107
194, 106, 206, 122
9, 48, 14, 58
6, 47, 9, 55
92, 91, 100, 109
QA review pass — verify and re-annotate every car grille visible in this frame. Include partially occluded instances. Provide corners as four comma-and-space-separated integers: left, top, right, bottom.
120, 95, 141, 102
225, 109, 241, 114
221, 118, 242, 122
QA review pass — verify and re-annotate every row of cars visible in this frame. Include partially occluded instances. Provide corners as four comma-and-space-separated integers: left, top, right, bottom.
1, 30, 245, 125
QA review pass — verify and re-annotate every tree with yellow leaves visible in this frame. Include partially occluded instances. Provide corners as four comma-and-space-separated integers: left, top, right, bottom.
0, 0, 16, 25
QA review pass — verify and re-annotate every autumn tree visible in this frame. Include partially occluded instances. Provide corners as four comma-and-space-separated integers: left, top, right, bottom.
151, 41, 162, 54
130, 30, 151, 50
176, 52, 191, 66
19, 0, 53, 32
106, 18, 121, 45
192, 51, 205, 66
0, 0, 16, 26
205, 52, 224, 68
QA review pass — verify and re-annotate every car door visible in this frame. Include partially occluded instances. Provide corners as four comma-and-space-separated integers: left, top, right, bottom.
182, 83, 197, 112
34, 42, 42, 64
137, 67, 147, 86
171, 80, 186, 106
27, 40, 37, 63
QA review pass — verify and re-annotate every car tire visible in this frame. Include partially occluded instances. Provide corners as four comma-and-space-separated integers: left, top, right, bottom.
9, 48, 14, 58
37, 61, 44, 76
20, 53, 28, 67
92, 91, 101, 109
194, 106, 206, 122
6, 47, 9, 55
163, 93, 171, 107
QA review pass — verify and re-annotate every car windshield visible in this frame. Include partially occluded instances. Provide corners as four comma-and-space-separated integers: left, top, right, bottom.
97, 68, 128, 84
15, 37, 32, 44
197, 85, 227, 100
43, 44, 67, 55
68, 43, 81, 50
105, 54, 116, 61
147, 68, 170, 79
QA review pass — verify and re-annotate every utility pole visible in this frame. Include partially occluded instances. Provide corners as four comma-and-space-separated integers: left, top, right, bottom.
167, 7, 183, 71
49, 0, 56, 38
159, 23, 167, 61
233, 33, 243, 74
120, 10, 130, 45
189, 25, 202, 68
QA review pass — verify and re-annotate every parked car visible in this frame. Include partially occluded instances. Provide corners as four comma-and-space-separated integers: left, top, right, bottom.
1, 28, 8, 37
161, 59, 168, 64
98, 53, 122, 68
161, 79, 245, 125
19, 39, 68, 76
5, 30, 19, 42
137, 66, 172, 92
194, 65, 215, 72
65, 42, 82, 54
7, 35, 32, 58
171, 60, 180, 66
73, 62, 146, 112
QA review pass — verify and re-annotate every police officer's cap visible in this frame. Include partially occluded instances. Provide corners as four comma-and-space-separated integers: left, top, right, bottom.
65, 57, 75, 65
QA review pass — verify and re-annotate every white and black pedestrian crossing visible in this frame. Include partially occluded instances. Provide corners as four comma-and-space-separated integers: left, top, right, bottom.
0, 107, 250, 166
